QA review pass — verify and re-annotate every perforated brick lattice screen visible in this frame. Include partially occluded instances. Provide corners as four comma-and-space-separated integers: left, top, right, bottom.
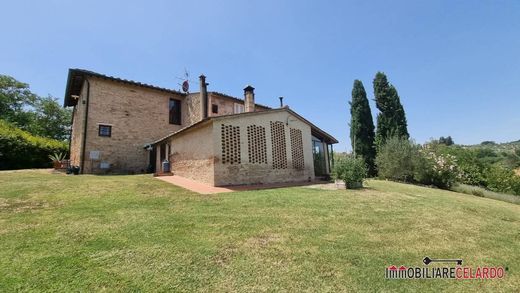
221, 124, 241, 164
290, 128, 304, 169
247, 125, 268, 164
270, 121, 287, 169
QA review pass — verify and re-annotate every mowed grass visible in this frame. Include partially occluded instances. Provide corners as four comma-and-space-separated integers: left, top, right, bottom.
1, 170, 519, 292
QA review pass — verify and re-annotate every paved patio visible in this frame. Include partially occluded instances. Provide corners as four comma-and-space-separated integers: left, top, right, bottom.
156, 175, 332, 194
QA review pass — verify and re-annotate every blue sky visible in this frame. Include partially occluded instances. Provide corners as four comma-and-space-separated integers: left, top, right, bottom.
1, 0, 519, 150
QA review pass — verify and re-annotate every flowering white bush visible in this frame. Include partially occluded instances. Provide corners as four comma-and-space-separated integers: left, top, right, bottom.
416, 145, 459, 189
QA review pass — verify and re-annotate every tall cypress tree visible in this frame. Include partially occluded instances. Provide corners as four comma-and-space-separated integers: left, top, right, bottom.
350, 80, 376, 175
373, 72, 409, 148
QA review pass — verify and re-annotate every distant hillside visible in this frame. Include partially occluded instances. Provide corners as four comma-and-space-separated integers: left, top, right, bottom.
459, 140, 519, 171
464, 139, 520, 153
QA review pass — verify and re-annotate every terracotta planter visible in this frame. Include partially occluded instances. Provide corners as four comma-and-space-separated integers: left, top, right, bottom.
53, 160, 70, 170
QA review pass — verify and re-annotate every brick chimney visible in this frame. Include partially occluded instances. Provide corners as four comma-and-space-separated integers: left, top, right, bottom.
244, 85, 255, 112
199, 75, 208, 119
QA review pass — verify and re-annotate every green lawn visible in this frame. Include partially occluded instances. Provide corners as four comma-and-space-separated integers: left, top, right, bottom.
1, 170, 519, 292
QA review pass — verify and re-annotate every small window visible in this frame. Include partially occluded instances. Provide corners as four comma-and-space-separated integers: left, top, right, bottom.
99, 125, 112, 137
234, 103, 244, 114
169, 99, 181, 125
212, 104, 219, 114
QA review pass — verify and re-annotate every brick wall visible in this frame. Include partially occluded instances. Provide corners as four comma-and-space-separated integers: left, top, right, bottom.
211, 110, 315, 186
168, 122, 215, 185
74, 77, 191, 174
208, 93, 270, 117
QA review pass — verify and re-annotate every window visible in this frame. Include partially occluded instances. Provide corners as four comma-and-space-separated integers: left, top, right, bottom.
234, 103, 244, 114
98, 125, 112, 137
169, 99, 181, 125
212, 104, 219, 114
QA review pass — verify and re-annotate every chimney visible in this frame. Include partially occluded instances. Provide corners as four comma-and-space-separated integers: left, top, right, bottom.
244, 85, 255, 112
279, 96, 284, 108
199, 74, 208, 119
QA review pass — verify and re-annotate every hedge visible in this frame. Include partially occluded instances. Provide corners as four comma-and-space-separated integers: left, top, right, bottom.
0, 119, 68, 170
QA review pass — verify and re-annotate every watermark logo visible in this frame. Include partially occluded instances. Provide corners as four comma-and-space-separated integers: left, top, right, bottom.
385, 257, 505, 280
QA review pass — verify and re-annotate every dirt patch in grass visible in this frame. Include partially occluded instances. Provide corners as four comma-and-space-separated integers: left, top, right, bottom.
0, 198, 49, 213
213, 233, 283, 266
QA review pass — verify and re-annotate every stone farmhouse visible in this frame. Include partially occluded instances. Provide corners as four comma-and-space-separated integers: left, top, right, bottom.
64, 69, 338, 186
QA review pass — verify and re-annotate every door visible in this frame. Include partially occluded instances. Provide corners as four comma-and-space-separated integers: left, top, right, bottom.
312, 139, 326, 176
148, 148, 156, 173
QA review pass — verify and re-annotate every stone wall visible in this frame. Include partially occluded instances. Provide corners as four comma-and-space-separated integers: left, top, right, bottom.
168, 122, 215, 185
78, 77, 188, 173
184, 93, 202, 126
212, 110, 315, 186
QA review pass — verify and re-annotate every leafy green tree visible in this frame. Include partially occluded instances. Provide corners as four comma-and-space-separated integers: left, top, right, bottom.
375, 136, 419, 182
0, 75, 37, 130
373, 72, 409, 148
0, 74, 71, 141
30, 96, 71, 140
439, 136, 454, 146
350, 80, 376, 175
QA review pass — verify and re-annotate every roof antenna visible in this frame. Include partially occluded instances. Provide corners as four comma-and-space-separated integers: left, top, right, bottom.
175, 68, 193, 94
279, 96, 284, 108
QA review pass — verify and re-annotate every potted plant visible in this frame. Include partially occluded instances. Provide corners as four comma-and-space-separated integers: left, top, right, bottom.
48, 152, 66, 169
332, 156, 367, 189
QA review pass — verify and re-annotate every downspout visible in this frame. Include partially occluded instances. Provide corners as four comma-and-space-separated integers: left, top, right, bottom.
79, 78, 90, 174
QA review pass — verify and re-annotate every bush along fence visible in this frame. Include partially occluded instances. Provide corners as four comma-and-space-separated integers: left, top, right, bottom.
0, 119, 68, 170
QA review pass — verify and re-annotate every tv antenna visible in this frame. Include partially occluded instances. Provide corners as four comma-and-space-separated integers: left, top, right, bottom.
175, 68, 194, 94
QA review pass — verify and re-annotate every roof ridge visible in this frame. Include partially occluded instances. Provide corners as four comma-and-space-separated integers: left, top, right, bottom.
149, 107, 338, 145
69, 68, 185, 95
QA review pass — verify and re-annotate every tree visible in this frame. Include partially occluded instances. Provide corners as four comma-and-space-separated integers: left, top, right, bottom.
375, 136, 419, 182
0, 75, 37, 130
373, 72, 409, 148
0, 74, 71, 141
439, 136, 454, 146
30, 96, 71, 140
350, 80, 376, 175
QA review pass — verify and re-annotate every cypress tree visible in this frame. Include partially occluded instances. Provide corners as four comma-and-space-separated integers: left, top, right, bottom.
350, 80, 376, 176
373, 72, 409, 148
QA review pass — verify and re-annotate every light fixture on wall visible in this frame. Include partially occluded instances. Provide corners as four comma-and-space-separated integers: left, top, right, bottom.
286, 115, 296, 126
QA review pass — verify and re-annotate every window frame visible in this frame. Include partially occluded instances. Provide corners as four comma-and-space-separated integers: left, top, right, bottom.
212, 104, 219, 114
169, 98, 182, 125
98, 124, 112, 137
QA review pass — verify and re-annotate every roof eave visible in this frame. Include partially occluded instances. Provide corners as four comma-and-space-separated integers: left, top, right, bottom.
64, 68, 186, 108
63, 69, 81, 107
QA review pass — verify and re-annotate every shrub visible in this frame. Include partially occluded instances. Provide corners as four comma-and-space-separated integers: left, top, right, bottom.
332, 155, 367, 188
0, 119, 68, 170
451, 183, 520, 204
414, 146, 459, 189
440, 146, 486, 186
376, 138, 459, 189
376, 136, 419, 182
49, 152, 66, 162
485, 165, 520, 195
